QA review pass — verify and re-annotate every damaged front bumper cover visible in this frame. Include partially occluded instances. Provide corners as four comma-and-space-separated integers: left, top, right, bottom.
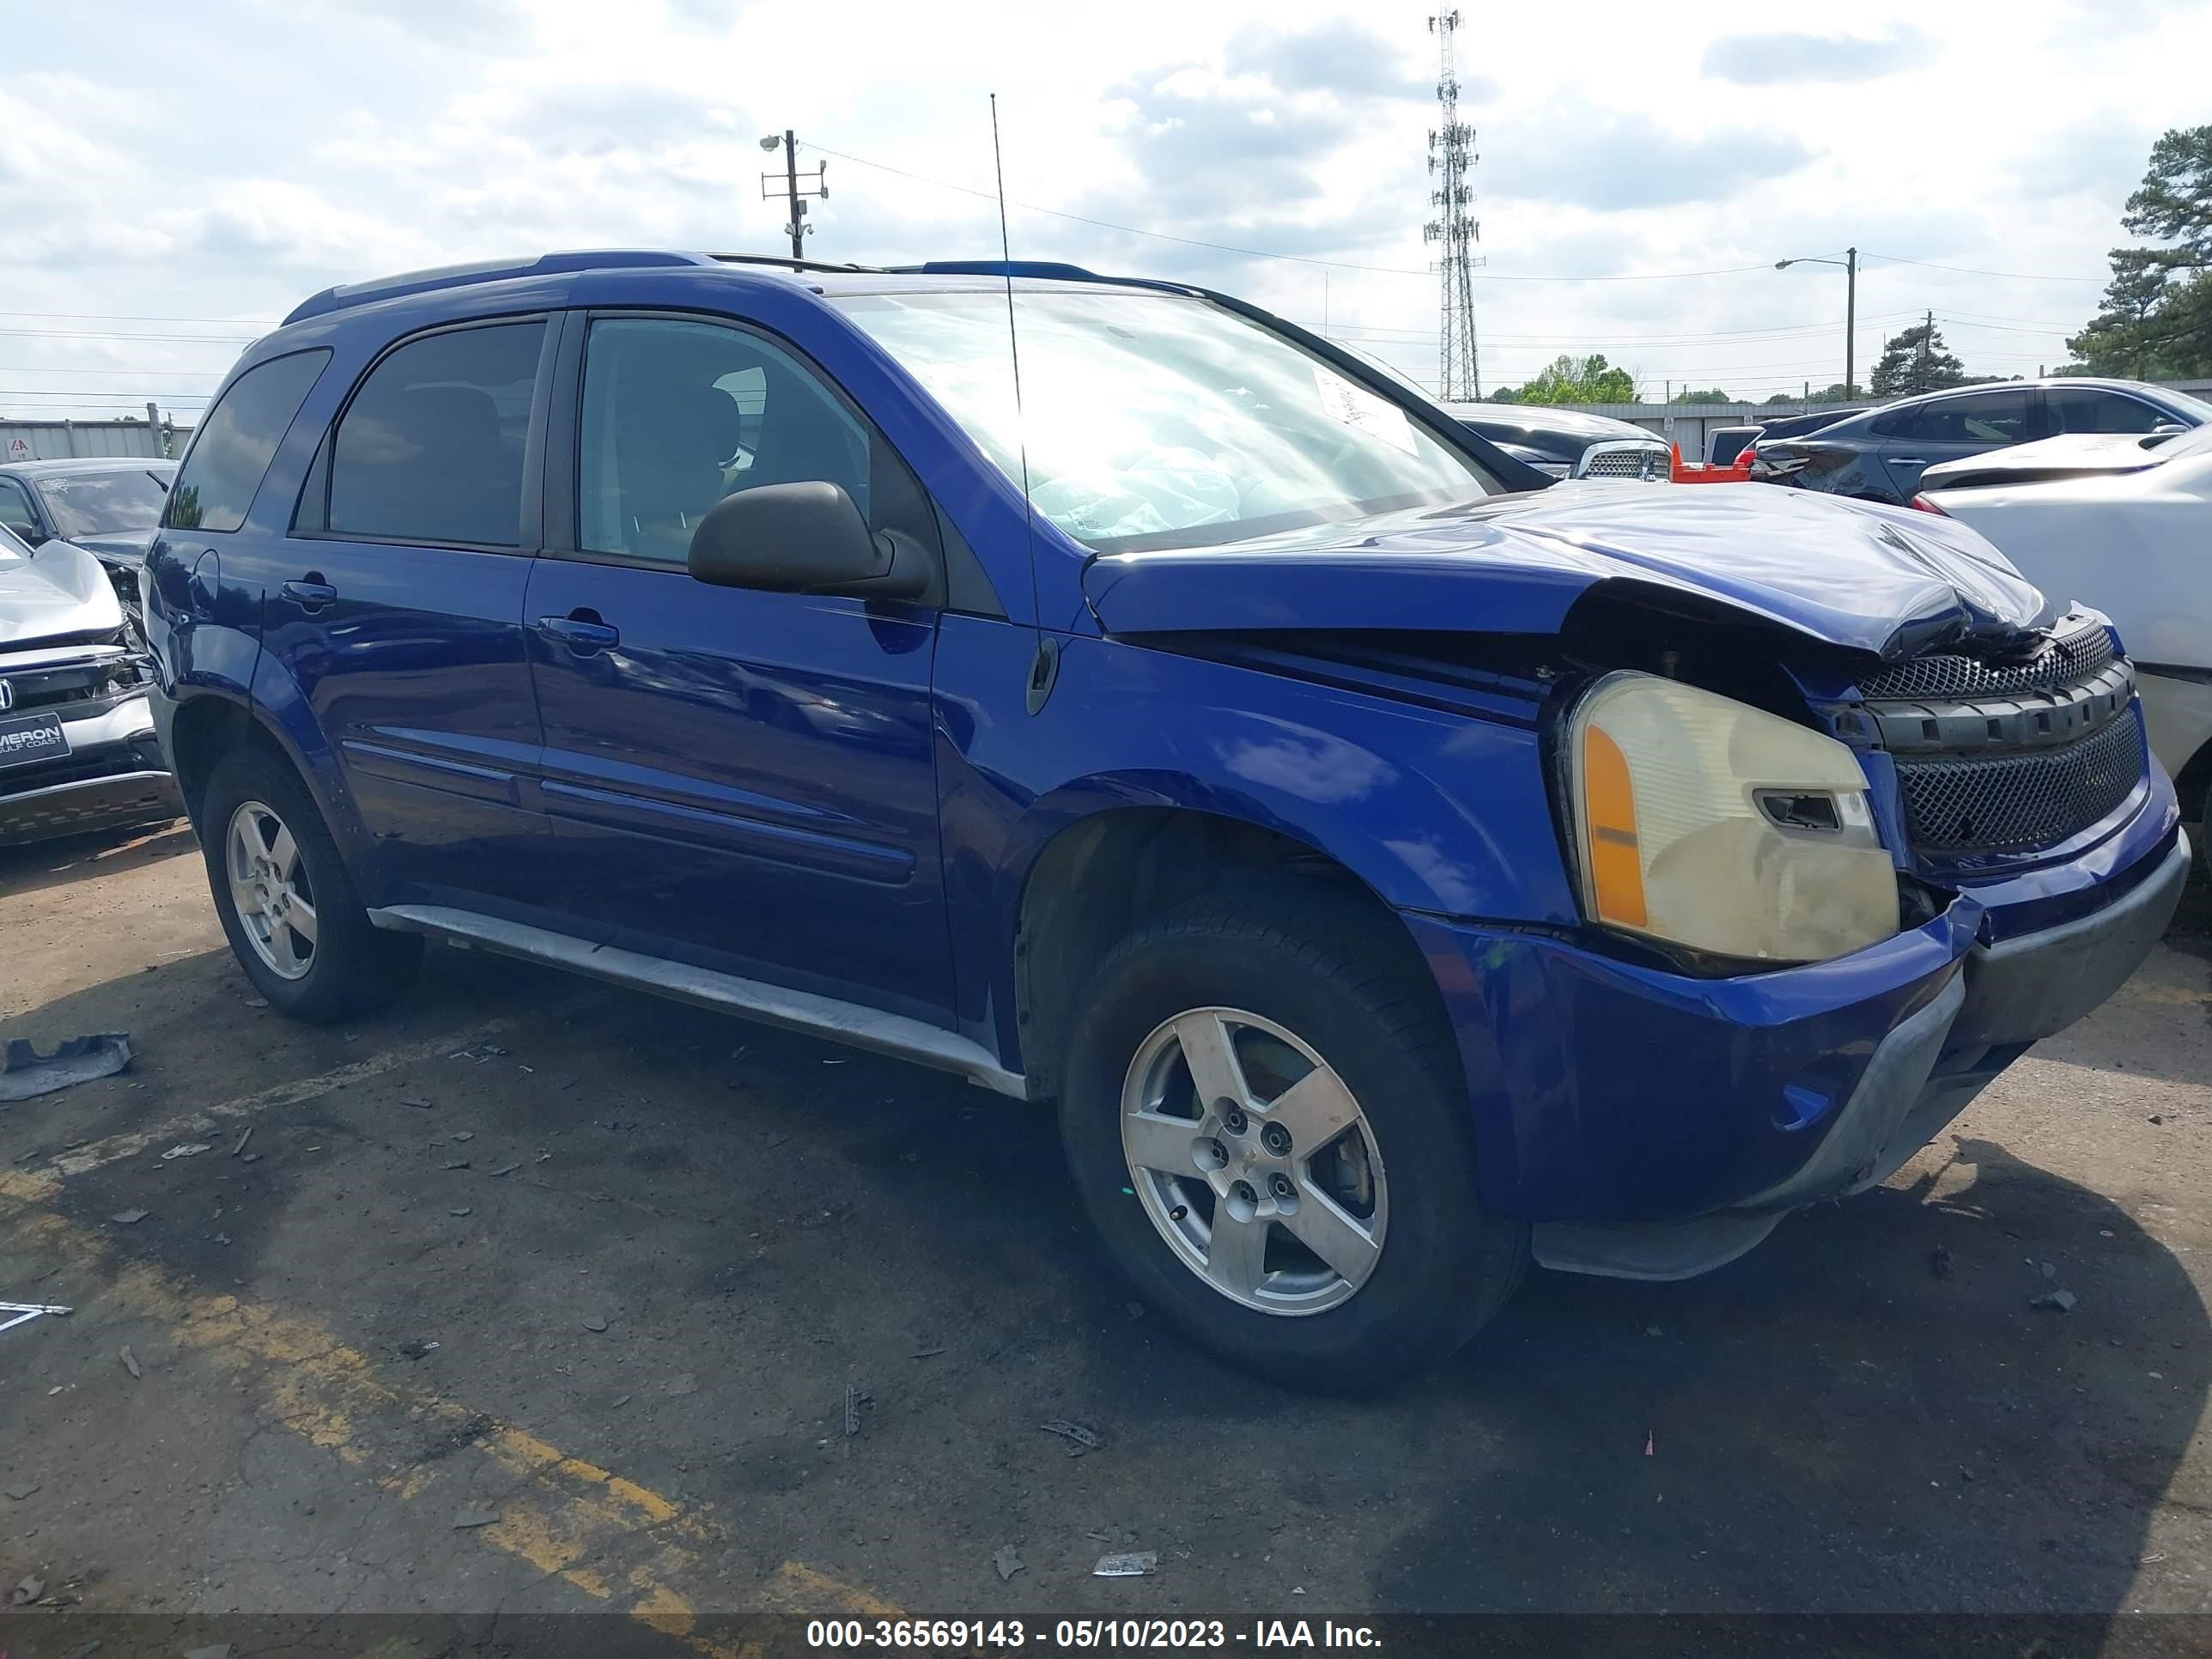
1529, 830, 2191, 1280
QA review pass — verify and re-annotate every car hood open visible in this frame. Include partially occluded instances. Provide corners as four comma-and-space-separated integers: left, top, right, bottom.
1079, 482, 2053, 659
0, 540, 124, 647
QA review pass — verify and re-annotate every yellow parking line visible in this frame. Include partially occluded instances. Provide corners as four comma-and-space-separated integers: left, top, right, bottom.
46, 1016, 534, 1179
0, 1195, 898, 1628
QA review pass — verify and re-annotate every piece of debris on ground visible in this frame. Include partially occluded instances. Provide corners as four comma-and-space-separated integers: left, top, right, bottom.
994, 1544, 1024, 1582
0, 1033, 133, 1103
1093, 1552, 1158, 1578
1041, 1418, 1103, 1455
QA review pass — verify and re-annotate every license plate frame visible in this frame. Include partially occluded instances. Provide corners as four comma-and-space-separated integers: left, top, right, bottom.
0, 709, 70, 770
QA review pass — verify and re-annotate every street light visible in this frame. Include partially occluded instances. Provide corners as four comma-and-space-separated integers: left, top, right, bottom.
1775, 246, 1858, 399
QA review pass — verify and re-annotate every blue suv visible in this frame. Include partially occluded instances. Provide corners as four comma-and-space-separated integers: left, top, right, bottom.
143, 252, 2190, 1389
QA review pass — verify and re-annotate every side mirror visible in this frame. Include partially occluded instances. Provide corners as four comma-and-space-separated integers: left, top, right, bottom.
2150, 422, 2188, 437
686, 482, 930, 600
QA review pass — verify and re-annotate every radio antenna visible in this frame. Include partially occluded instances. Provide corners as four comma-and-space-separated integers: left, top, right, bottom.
990, 94, 1050, 686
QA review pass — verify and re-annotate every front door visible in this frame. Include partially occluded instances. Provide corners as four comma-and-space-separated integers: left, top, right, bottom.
258, 318, 556, 916
525, 312, 954, 1024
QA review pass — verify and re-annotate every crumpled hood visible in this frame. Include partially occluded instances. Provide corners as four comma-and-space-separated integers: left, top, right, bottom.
1081, 482, 2053, 658
0, 541, 123, 647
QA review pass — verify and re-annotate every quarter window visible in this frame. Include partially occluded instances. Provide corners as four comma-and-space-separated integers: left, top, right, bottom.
326, 322, 544, 546
165, 349, 330, 532
578, 317, 871, 566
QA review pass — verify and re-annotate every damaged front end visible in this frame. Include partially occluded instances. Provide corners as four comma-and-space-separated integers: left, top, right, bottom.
0, 536, 178, 846
1083, 488, 2186, 1280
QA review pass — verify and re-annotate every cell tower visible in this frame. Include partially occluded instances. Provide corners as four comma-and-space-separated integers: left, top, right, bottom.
1425, 10, 1482, 400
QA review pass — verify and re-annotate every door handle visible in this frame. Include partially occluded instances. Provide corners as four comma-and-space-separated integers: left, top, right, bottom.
537, 613, 620, 653
280, 577, 337, 609
1888, 457, 1924, 468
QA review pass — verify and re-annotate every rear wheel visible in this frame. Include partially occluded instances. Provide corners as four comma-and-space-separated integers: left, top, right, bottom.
1058, 891, 1527, 1393
200, 746, 421, 1022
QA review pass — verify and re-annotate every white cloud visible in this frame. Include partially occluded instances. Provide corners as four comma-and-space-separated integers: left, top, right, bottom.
2, 0, 2208, 422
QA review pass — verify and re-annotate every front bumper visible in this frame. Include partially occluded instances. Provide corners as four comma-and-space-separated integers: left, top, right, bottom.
0, 694, 180, 846
1403, 820, 2191, 1280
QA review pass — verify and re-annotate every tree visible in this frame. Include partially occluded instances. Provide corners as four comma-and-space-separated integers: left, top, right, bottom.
1870, 321, 1969, 398
1504, 352, 1638, 405
2066, 125, 2212, 378
1762, 392, 1800, 405
1808, 381, 1857, 402
1486, 386, 1522, 404
1674, 387, 1732, 404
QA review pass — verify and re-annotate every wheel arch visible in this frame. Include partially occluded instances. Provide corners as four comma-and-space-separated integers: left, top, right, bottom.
1007, 798, 1442, 1102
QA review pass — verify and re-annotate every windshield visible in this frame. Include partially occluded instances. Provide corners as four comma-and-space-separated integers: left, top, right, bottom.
833, 289, 1498, 551
2156, 386, 2212, 424
34, 468, 173, 538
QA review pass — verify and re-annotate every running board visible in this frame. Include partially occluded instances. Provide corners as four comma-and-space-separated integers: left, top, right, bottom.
368, 903, 1028, 1099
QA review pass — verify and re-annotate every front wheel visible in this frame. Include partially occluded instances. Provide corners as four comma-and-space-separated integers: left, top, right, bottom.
1059, 891, 1527, 1393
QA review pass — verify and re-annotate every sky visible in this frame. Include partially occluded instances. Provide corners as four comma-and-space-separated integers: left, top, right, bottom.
3, 0, 2208, 427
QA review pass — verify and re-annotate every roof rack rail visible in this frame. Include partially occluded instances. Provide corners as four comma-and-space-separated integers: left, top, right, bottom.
893, 260, 1110, 282
707, 252, 889, 275
281, 250, 725, 326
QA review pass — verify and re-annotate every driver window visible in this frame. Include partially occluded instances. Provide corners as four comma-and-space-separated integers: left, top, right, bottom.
0, 480, 39, 539
580, 318, 871, 566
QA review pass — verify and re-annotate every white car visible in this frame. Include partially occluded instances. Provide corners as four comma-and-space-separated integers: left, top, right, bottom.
1921, 422, 2212, 856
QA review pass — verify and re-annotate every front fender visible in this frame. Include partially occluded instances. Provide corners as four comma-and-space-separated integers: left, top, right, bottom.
932, 615, 1578, 1062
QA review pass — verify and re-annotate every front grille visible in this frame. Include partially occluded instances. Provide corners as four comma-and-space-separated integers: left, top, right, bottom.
1579, 446, 1670, 482
1895, 707, 2144, 852
1859, 617, 2112, 702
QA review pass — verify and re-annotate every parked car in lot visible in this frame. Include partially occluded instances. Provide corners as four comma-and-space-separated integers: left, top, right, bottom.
1920, 421, 2212, 866
1748, 407, 1871, 443
0, 458, 178, 620
1705, 426, 1763, 467
144, 252, 2187, 1389
1442, 400, 1674, 481
0, 520, 179, 846
1750, 379, 2209, 504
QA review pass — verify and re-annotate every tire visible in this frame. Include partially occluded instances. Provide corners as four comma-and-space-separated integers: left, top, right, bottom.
1058, 889, 1528, 1393
199, 744, 422, 1023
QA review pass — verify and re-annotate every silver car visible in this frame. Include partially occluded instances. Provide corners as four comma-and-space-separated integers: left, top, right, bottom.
0, 522, 179, 846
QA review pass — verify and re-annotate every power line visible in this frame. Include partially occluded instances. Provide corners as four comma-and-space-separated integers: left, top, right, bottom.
0, 326, 254, 345
1863, 252, 2106, 284
0, 310, 278, 325
799, 137, 1788, 284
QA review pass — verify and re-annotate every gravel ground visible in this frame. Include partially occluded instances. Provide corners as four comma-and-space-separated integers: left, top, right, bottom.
0, 818, 2207, 1638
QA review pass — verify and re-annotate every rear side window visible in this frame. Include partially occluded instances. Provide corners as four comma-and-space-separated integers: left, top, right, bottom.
2047, 387, 2168, 435
1889, 390, 2033, 445
166, 349, 330, 532
326, 322, 544, 547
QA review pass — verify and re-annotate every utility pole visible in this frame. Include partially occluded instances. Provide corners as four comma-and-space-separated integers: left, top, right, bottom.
758, 130, 828, 260
1424, 12, 1484, 400
1918, 307, 1933, 392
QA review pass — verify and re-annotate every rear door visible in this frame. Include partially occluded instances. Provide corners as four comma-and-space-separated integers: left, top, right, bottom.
262, 317, 557, 918
1877, 387, 2037, 501
523, 308, 955, 1024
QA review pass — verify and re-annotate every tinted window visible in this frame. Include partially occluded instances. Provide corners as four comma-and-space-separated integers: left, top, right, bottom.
579, 316, 870, 566
167, 349, 329, 532
2048, 387, 2169, 435
35, 468, 172, 538
327, 323, 544, 546
1892, 390, 2033, 445
0, 479, 36, 537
